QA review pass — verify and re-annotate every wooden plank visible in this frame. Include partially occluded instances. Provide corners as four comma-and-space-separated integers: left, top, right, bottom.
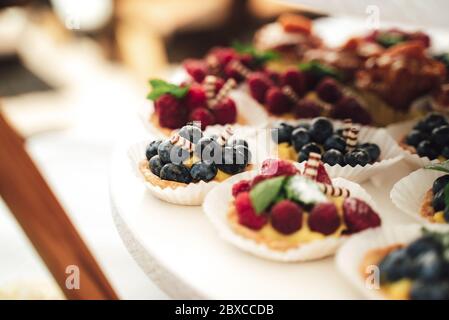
0, 112, 118, 300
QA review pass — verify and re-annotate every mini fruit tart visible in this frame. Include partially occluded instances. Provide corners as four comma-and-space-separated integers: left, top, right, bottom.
129, 124, 253, 205
204, 158, 381, 262
388, 112, 449, 168
270, 117, 402, 182
144, 78, 267, 137
338, 226, 449, 300
391, 161, 449, 225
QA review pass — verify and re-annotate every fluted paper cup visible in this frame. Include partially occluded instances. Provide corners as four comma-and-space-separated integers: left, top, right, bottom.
390, 168, 449, 226
269, 119, 403, 183
128, 140, 220, 206
203, 170, 380, 262
336, 224, 449, 300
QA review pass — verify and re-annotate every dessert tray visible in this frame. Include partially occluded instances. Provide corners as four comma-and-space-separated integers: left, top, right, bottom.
109, 16, 449, 299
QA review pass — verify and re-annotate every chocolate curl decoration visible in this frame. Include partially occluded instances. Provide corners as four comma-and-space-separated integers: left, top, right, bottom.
281, 85, 300, 104
204, 75, 218, 106
345, 127, 359, 152
216, 125, 234, 146
342, 119, 353, 139
209, 78, 237, 108
304, 152, 321, 180
229, 59, 251, 79
318, 183, 350, 198
170, 133, 194, 152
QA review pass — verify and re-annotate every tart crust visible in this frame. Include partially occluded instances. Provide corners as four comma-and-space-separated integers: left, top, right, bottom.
420, 189, 435, 219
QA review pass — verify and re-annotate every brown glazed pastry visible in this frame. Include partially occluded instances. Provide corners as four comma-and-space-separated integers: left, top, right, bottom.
356, 41, 446, 111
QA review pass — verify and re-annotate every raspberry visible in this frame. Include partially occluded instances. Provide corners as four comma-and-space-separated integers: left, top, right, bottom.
292, 99, 321, 119
183, 59, 208, 82
212, 97, 237, 125
316, 77, 343, 103
208, 47, 238, 67
185, 84, 207, 113
281, 68, 306, 96
213, 77, 225, 93
270, 200, 303, 235
260, 159, 298, 177
156, 94, 187, 129
232, 179, 251, 197
264, 69, 281, 85
265, 87, 293, 115
343, 198, 381, 233
331, 96, 372, 125
308, 202, 341, 235
247, 72, 273, 103
316, 163, 332, 185
235, 192, 268, 230
189, 108, 215, 130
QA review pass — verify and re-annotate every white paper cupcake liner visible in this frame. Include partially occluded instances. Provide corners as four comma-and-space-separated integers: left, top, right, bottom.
269, 119, 404, 183
203, 170, 380, 262
336, 224, 449, 300
390, 168, 449, 226
140, 84, 269, 138
128, 140, 220, 206
387, 119, 446, 169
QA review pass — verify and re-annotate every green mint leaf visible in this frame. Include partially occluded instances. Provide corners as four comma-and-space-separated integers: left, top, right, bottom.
444, 183, 449, 208
284, 176, 327, 206
232, 41, 279, 65
425, 160, 449, 174
298, 61, 342, 81
376, 32, 406, 48
249, 176, 286, 214
147, 79, 189, 101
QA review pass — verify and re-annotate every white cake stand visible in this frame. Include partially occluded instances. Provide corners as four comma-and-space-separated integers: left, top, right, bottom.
110, 141, 415, 299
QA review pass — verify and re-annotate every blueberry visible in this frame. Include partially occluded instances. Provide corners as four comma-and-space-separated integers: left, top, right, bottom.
148, 155, 164, 177
378, 248, 413, 283
358, 143, 381, 162
413, 120, 431, 133
432, 125, 449, 149
432, 175, 449, 194
234, 145, 251, 165
295, 123, 310, 131
291, 127, 311, 152
432, 188, 446, 212
416, 140, 439, 160
442, 146, 449, 159
158, 140, 174, 163
190, 162, 218, 182
412, 251, 446, 281
146, 139, 163, 160
178, 124, 203, 144
405, 130, 429, 148
298, 142, 321, 162
160, 163, 192, 184
324, 135, 346, 152
272, 122, 294, 144
216, 146, 247, 175
322, 149, 344, 166
195, 137, 221, 163
309, 117, 334, 144
406, 236, 442, 259
344, 149, 370, 167
227, 138, 249, 149
423, 113, 448, 131
444, 206, 449, 223
336, 128, 345, 136
410, 281, 449, 300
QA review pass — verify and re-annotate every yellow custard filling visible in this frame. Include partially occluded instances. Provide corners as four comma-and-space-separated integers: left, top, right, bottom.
382, 279, 412, 300
277, 142, 298, 161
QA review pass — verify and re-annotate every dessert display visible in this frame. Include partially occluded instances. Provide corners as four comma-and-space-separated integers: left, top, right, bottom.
360, 229, 449, 300
400, 113, 449, 161
271, 117, 381, 166
132, 124, 252, 205
203, 157, 381, 261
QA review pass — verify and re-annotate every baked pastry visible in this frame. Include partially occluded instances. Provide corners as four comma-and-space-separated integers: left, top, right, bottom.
360, 229, 449, 300
271, 117, 381, 167
419, 162, 449, 223
147, 78, 242, 133
401, 113, 449, 161
227, 158, 381, 251
140, 124, 252, 187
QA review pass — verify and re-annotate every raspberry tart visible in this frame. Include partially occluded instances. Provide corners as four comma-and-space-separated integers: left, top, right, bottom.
131, 124, 252, 205
204, 158, 381, 261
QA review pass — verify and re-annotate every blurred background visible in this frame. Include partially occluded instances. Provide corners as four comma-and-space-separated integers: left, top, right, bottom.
0, 0, 316, 299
